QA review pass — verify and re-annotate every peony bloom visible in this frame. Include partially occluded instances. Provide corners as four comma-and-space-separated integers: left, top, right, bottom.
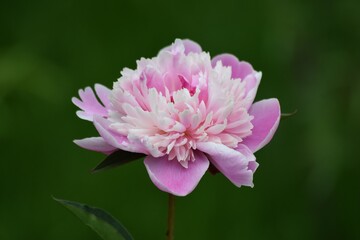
72, 39, 280, 196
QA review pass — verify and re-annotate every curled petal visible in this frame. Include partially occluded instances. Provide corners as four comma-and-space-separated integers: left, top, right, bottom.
235, 144, 259, 172
242, 99, 281, 152
144, 151, 209, 196
74, 137, 116, 154
72, 85, 111, 121
197, 142, 257, 187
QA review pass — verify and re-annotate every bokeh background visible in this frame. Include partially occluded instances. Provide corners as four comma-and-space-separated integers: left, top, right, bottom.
1, 0, 359, 239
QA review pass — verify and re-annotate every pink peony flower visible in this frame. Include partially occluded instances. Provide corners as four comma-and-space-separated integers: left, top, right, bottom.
72, 39, 281, 196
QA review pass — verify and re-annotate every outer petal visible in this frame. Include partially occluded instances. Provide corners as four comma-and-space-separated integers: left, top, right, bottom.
211, 54, 261, 108
94, 84, 111, 108
74, 137, 116, 154
93, 115, 148, 154
160, 39, 202, 56
72, 86, 109, 121
182, 39, 202, 54
242, 99, 281, 152
197, 142, 256, 187
211, 54, 254, 80
144, 151, 210, 196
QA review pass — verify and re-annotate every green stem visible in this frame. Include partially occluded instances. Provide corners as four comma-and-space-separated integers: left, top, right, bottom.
167, 193, 175, 240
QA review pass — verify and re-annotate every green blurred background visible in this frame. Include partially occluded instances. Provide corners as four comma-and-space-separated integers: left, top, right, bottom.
1, 0, 359, 239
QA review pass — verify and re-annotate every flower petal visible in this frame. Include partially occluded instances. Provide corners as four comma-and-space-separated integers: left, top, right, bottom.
144, 151, 209, 196
197, 142, 256, 187
160, 39, 202, 56
74, 137, 116, 154
211, 54, 261, 108
72, 86, 109, 121
182, 39, 202, 54
93, 115, 148, 154
242, 99, 281, 152
235, 144, 259, 172
242, 72, 262, 109
95, 84, 111, 108
211, 54, 254, 80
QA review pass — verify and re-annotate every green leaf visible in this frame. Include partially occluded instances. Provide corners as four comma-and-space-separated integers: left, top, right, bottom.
54, 197, 133, 240
92, 150, 145, 173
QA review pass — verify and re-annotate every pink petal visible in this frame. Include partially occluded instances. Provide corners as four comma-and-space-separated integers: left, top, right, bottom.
235, 144, 259, 172
72, 86, 109, 121
160, 39, 202, 56
95, 84, 111, 108
93, 115, 148, 154
211, 54, 261, 109
211, 54, 254, 80
197, 142, 256, 187
74, 137, 116, 154
242, 72, 262, 109
144, 151, 210, 196
182, 39, 202, 54
242, 99, 281, 152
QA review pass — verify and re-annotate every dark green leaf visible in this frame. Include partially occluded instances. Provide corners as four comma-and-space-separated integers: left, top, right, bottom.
54, 197, 133, 240
92, 150, 145, 173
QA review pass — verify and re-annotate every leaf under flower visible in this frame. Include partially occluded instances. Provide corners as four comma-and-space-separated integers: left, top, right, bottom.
92, 150, 145, 173
54, 197, 133, 240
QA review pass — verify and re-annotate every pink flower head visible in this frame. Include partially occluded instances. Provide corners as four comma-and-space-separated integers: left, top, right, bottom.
73, 39, 281, 196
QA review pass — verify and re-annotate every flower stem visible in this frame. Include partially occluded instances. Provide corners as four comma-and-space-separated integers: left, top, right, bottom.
167, 193, 175, 240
